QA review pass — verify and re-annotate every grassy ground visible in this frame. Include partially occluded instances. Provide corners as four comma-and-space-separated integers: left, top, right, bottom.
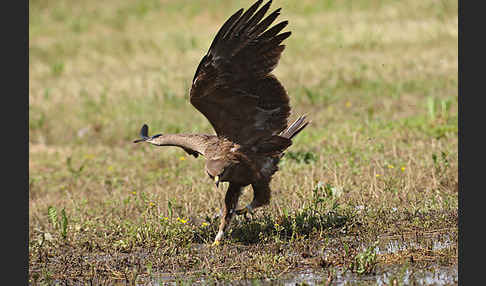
29, 0, 458, 284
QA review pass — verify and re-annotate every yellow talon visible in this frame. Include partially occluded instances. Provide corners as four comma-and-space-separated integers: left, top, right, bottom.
211, 240, 221, 247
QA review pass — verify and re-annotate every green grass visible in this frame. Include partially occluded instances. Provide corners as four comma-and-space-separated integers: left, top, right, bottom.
29, 0, 457, 284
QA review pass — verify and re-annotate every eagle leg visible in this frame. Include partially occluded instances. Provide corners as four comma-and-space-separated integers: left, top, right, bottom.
249, 181, 272, 208
213, 183, 243, 245
235, 182, 271, 219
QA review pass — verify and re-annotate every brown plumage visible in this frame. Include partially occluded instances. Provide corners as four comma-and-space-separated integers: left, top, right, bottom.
134, 0, 309, 245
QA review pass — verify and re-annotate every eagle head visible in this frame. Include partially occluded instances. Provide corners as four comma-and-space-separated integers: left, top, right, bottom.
205, 158, 233, 187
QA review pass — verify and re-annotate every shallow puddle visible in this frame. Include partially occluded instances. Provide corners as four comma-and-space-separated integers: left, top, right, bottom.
374, 231, 455, 255
143, 264, 457, 285
280, 265, 457, 286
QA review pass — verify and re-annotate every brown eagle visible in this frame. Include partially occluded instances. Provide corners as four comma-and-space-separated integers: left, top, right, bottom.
134, 0, 309, 245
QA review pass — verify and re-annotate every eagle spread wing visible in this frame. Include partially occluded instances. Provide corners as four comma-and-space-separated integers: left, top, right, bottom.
190, 0, 292, 145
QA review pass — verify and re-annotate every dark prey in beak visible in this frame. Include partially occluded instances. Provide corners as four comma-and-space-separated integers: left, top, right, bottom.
133, 124, 161, 143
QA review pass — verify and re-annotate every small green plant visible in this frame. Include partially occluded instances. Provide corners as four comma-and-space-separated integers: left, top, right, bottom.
60, 209, 68, 239
43, 88, 51, 100
167, 198, 174, 220
285, 150, 318, 164
66, 156, 86, 178
350, 241, 378, 275
304, 87, 319, 104
343, 242, 350, 257
146, 261, 153, 275
427, 96, 454, 121
47, 206, 69, 239
51, 61, 64, 76
311, 181, 341, 214
384, 263, 410, 285
47, 206, 57, 227
29, 109, 46, 131
41, 268, 54, 285
432, 151, 450, 175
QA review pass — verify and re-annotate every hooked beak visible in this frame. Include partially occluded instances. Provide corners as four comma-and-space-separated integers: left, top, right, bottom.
214, 175, 220, 188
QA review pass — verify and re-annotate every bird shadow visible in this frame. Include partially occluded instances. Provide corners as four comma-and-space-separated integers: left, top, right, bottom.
192, 182, 351, 245
227, 210, 349, 245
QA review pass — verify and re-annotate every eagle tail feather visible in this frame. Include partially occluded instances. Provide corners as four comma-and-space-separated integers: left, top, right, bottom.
280, 115, 309, 140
